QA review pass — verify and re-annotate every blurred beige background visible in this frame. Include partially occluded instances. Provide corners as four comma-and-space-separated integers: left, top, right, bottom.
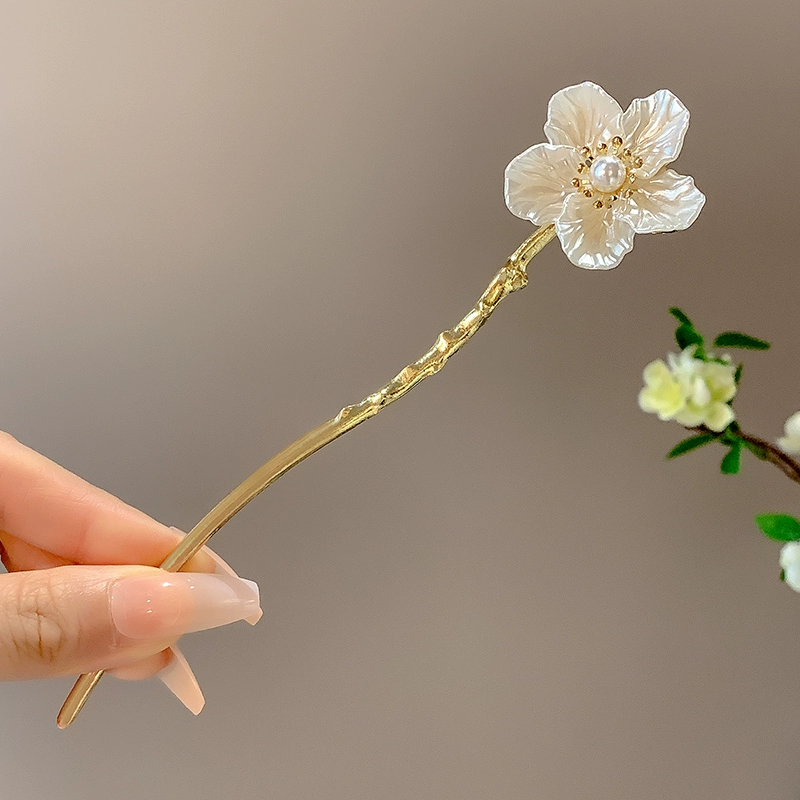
1, 1, 800, 798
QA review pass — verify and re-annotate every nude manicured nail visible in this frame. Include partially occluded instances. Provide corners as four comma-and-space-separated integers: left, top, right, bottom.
111, 573, 260, 640
204, 548, 263, 625
169, 527, 263, 625
158, 646, 205, 715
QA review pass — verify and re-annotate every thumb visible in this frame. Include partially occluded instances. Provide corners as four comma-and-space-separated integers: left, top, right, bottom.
0, 565, 260, 680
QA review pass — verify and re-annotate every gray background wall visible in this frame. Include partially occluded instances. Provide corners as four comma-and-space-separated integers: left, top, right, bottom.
1, 1, 799, 798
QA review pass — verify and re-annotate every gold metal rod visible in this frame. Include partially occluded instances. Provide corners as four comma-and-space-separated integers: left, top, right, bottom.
57, 671, 105, 729
56, 224, 557, 729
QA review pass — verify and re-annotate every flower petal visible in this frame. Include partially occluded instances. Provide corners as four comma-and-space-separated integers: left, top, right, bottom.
784, 565, 800, 592
555, 192, 635, 270
628, 169, 705, 234
785, 411, 800, 439
544, 82, 624, 151
703, 402, 735, 432
778, 435, 800, 455
673, 406, 706, 428
638, 360, 685, 418
701, 361, 737, 404
780, 542, 800, 571
504, 143, 582, 225
688, 375, 711, 407
622, 89, 690, 177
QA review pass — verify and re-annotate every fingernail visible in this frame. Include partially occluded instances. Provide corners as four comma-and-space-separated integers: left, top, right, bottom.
158, 646, 205, 715
170, 527, 262, 626
111, 572, 260, 640
204, 549, 263, 625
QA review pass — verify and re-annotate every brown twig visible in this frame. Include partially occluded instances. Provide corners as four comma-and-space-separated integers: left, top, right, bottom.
691, 426, 800, 487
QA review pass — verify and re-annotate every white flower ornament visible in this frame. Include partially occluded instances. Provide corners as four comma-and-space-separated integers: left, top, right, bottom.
638, 346, 737, 432
780, 542, 800, 593
777, 411, 800, 454
505, 82, 705, 269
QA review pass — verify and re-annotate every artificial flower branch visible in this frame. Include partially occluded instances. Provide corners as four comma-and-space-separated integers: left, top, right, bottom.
56, 223, 558, 729
638, 308, 800, 589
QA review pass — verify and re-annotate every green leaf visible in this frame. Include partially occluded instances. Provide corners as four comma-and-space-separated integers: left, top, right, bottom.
742, 440, 768, 460
734, 363, 743, 385
666, 433, 719, 458
720, 441, 742, 474
780, 569, 786, 582
668, 307, 693, 327
675, 323, 704, 351
713, 332, 771, 350
755, 513, 800, 542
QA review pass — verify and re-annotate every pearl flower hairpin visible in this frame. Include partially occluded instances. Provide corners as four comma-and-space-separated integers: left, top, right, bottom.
505, 81, 705, 269
57, 81, 705, 728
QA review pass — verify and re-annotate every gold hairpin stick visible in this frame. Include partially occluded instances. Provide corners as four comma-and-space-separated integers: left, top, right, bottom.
58, 80, 706, 727
56, 224, 557, 728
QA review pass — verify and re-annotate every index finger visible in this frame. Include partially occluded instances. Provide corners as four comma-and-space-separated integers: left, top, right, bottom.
0, 432, 214, 571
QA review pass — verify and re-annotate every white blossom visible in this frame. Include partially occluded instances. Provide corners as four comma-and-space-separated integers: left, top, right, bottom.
505, 82, 705, 270
638, 346, 737, 432
777, 411, 800, 454
779, 541, 800, 592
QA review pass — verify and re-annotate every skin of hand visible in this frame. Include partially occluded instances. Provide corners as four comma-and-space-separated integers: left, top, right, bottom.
0, 432, 261, 713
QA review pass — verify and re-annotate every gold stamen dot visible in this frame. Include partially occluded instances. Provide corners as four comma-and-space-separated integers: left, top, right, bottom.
628, 174, 636, 183
623, 149, 632, 158
571, 178, 581, 188
593, 200, 603, 209
584, 190, 593, 198
577, 163, 586, 173
634, 157, 644, 168
580, 146, 591, 157
597, 142, 608, 152
625, 189, 634, 198
612, 136, 623, 148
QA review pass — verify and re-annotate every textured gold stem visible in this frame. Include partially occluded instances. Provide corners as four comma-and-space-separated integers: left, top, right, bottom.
56, 223, 557, 729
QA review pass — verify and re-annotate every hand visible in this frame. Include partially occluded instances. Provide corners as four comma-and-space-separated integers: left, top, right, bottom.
0, 432, 261, 714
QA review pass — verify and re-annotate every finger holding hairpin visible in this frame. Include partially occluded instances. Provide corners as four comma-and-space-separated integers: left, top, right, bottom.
106, 532, 261, 715
173, 529, 263, 626
0, 431, 261, 725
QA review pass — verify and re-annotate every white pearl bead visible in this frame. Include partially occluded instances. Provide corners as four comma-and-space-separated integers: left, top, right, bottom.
589, 156, 627, 194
